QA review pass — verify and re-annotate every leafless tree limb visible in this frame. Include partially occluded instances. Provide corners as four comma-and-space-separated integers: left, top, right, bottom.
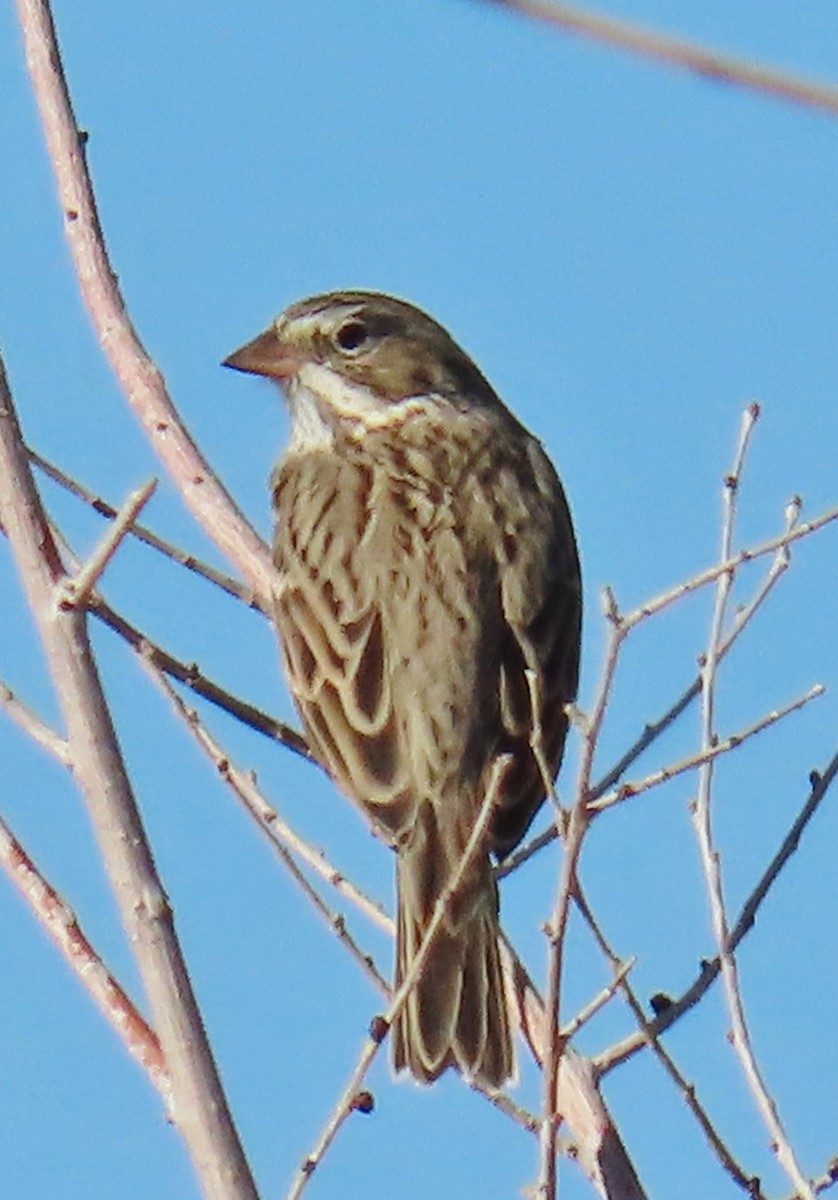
0, 351, 259, 1200
0, 675, 68, 762
692, 405, 814, 1199
623, 505, 838, 630
500, 494, 834, 876
0, 805, 168, 1094
90, 594, 311, 759
30, 449, 262, 609
285, 756, 513, 1200
16, 0, 275, 603
479, 1, 838, 117
560, 958, 634, 1042
59, 478, 157, 608
572, 888, 767, 1196
146, 659, 391, 992
590, 684, 825, 813
538, 794, 592, 1197
596, 744, 838, 1075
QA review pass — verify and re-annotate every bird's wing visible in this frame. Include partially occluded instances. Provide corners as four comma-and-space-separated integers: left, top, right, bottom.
272, 453, 415, 843
485, 437, 582, 856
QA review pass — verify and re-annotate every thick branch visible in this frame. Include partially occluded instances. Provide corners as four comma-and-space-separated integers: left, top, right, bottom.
0, 353, 258, 1200
16, 0, 274, 603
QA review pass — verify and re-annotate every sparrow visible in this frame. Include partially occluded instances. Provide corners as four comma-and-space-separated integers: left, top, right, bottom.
223, 291, 581, 1088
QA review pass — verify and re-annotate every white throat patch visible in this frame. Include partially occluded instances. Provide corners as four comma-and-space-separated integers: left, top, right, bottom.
286, 375, 335, 453
287, 363, 430, 451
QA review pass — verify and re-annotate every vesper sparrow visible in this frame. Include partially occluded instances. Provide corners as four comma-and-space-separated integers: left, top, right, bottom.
224, 291, 581, 1088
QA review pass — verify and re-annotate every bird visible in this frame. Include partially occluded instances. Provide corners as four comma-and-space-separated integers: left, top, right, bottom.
223, 290, 581, 1089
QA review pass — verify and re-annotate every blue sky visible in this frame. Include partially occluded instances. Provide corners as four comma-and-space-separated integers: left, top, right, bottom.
2, 2, 837, 1197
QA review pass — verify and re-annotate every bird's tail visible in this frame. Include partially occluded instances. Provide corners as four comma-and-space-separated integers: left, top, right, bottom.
391, 817, 513, 1089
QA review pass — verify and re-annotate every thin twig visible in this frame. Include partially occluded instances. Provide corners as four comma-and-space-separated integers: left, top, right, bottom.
0, 807, 168, 1095
30, 448, 265, 610
538, 798, 590, 1200
0, 676, 69, 762
58, 478, 156, 609
482, 0, 838, 118
478, 1089, 541, 1134
519, 629, 562, 809
624, 504, 838, 630
597, 745, 838, 1074
599, 492, 801, 798
692, 406, 814, 1199
536, 592, 625, 1200
285, 756, 512, 1200
574, 889, 766, 1197
499, 932, 647, 1199
793, 1159, 838, 1199
28, 508, 309, 759
499, 494, 821, 876
560, 957, 635, 1042
89, 594, 311, 759
115, 616, 385, 929
146, 659, 391, 991
590, 684, 825, 812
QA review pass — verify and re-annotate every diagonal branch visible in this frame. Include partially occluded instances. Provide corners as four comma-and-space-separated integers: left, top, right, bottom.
536, 586, 630, 1199
146, 659, 391, 992
90, 594, 311, 759
499, 495, 833, 876
59, 478, 157, 609
16, 0, 274, 603
590, 684, 825, 812
576, 891, 767, 1197
481, 1, 838, 117
0, 351, 259, 1200
285, 757, 513, 1200
0, 806, 167, 1095
0, 675, 69, 762
30, 449, 265, 609
597, 745, 838, 1073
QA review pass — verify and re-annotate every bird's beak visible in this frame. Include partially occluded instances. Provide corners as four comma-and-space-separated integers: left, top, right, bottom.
222, 327, 301, 380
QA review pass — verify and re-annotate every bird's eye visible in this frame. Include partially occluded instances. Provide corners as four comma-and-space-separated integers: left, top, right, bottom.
334, 320, 369, 352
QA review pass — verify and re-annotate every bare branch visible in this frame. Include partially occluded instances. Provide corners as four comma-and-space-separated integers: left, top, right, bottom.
480, 1, 838, 117
30, 449, 265, 610
590, 684, 825, 813
572, 889, 766, 1196
59, 478, 156, 609
16, 0, 275, 602
0, 807, 167, 1095
0, 351, 259, 1200
624, 504, 838, 630
692, 406, 814, 1199
538, 799, 590, 1199
500, 492, 829, 876
597, 746, 838, 1073
0, 676, 69, 762
536, 589, 629, 1198
90, 593, 311, 759
285, 756, 512, 1200
147, 660, 391, 991
560, 957, 635, 1042
793, 1159, 838, 1199
501, 935, 647, 1199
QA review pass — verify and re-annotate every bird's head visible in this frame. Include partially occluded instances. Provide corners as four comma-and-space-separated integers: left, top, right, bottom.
223, 291, 504, 443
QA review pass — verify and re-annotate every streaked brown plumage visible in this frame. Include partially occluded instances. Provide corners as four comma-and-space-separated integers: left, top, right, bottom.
224, 291, 581, 1088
